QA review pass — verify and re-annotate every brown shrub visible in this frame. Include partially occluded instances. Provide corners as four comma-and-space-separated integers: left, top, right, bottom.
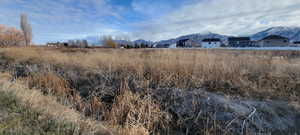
102, 36, 118, 48
26, 72, 72, 96
107, 81, 170, 134
0, 24, 25, 46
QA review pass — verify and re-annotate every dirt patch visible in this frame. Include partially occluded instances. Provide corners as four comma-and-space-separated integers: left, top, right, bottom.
152, 88, 300, 134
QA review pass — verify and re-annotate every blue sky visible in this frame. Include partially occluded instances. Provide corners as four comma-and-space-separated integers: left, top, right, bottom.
1, 0, 300, 44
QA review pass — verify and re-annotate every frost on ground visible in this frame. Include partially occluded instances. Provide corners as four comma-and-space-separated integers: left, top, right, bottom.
153, 88, 300, 134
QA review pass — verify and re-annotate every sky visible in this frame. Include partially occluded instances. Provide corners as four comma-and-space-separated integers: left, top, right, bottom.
1, 0, 300, 44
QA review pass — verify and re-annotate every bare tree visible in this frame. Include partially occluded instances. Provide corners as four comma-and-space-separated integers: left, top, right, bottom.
102, 35, 118, 48
20, 14, 32, 46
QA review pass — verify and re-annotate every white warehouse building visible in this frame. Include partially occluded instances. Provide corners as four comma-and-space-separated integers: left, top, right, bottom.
201, 38, 222, 48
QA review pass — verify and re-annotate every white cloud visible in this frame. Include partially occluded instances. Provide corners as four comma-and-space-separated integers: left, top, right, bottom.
133, 0, 300, 41
0, 0, 125, 43
1, 0, 300, 43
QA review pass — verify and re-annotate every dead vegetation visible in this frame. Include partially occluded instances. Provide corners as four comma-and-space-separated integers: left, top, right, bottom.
0, 73, 112, 135
0, 24, 25, 46
0, 47, 300, 134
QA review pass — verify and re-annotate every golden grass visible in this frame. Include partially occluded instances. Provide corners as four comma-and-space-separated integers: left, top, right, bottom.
1, 46, 300, 134
108, 89, 167, 134
25, 72, 72, 95
1, 47, 300, 100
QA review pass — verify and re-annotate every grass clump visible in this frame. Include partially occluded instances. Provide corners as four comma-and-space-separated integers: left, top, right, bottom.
0, 91, 78, 135
108, 89, 170, 135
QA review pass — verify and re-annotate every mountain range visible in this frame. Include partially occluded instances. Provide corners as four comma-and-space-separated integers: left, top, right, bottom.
155, 32, 227, 45
85, 26, 300, 46
251, 26, 300, 41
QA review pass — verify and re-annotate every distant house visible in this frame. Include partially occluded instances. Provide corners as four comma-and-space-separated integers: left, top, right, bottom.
293, 41, 300, 47
46, 42, 69, 47
258, 35, 289, 47
176, 39, 201, 48
61, 42, 69, 47
201, 38, 222, 48
228, 37, 251, 47
46, 40, 88, 48
250, 41, 260, 47
46, 42, 56, 47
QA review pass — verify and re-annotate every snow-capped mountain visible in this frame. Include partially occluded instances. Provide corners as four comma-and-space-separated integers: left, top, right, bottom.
155, 32, 228, 45
251, 26, 300, 41
155, 27, 300, 46
83, 26, 300, 47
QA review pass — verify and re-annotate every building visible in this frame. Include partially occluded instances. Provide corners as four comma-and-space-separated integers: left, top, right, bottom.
46, 42, 57, 47
250, 41, 260, 47
201, 38, 222, 48
46, 42, 69, 47
228, 37, 251, 47
46, 40, 88, 48
176, 39, 201, 48
258, 35, 289, 47
176, 39, 192, 48
293, 41, 300, 47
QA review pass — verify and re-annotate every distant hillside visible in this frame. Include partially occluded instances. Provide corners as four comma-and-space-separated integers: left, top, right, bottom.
155, 32, 228, 45
156, 27, 300, 45
251, 26, 300, 41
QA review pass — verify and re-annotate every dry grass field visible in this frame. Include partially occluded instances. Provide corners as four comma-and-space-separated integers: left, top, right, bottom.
0, 46, 300, 134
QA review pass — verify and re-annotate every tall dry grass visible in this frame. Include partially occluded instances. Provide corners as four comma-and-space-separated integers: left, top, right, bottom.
1, 47, 300, 100
1, 47, 300, 134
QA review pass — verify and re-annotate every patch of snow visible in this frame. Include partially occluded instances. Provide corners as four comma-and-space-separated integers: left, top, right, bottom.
155, 33, 227, 45
251, 26, 300, 41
